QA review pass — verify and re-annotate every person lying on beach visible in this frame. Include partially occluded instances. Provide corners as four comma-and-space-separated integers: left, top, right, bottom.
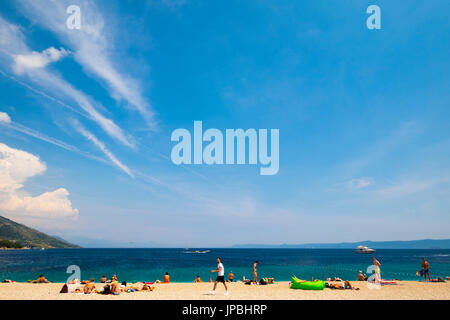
83, 280, 97, 294
326, 277, 342, 281
2, 279, 15, 283
81, 278, 95, 284
100, 275, 107, 283
28, 274, 50, 283
123, 282, 155, 292
357, 271, 368, 281
326, 280, 359, 290
163, 272, 170, 283
265, 277, 274, 284
194, 275, 203, 283
430, 277, 445, 283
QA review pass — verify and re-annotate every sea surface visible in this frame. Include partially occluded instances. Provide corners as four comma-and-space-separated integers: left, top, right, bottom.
1, 248, 449, 283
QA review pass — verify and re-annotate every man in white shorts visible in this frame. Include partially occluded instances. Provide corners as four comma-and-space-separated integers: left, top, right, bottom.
210, 257, 229, 295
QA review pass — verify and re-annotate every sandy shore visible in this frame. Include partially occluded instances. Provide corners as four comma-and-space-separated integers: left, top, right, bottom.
0, 281, 449, 300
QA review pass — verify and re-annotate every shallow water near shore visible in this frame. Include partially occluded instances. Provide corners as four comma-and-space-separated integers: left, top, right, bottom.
1, 248, 449, 283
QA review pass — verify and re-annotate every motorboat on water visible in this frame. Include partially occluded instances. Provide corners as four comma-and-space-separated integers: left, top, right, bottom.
183, 249, 211, 254
355, 245, 375, 253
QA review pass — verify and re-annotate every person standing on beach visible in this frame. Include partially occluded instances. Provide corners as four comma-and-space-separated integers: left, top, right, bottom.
421, 258, 431, 282
252, 261, 259, 283
373, 257, 381, 283
210, 257, 229, 295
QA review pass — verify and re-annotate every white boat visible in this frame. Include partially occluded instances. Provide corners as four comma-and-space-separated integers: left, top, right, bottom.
355, 245, 375, 253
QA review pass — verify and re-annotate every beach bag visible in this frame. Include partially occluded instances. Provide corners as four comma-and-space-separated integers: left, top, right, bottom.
60, 284, 68, 293
60, 283, 80, 293
259, 279, 268, 285
103, 284, 111, 294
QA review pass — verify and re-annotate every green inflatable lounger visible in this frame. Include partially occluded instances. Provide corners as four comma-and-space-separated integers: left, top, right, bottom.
290, 276, 325, 290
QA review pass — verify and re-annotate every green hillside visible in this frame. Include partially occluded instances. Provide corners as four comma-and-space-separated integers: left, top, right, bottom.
0, 215, 80, 248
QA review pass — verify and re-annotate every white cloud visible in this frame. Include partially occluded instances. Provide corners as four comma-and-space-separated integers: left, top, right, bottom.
13, 47, 69, 74
16, 0, 156, 129
348, 177, 374, 189
0, 112, 11, 124
0, 143, 78, 228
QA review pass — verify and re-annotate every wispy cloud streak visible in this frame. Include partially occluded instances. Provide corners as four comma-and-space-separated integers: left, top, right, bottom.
16, 0, 156, 129
75, 122, 134, 178
0, 16, 135, 148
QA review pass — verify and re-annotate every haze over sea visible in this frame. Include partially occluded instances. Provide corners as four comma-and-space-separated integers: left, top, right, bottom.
1, 249, 450, 283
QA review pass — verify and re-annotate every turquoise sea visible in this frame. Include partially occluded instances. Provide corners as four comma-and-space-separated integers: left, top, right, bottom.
1, 248, 449, 283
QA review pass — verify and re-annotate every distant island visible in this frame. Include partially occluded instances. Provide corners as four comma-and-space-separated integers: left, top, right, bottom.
0, 215, 80, 249
233, 239, 450, 249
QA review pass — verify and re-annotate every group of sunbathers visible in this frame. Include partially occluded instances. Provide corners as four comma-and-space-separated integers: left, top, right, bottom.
60, 274, 155, 295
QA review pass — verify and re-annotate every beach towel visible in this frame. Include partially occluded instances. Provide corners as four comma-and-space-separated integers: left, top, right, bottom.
380, 280, 397, 285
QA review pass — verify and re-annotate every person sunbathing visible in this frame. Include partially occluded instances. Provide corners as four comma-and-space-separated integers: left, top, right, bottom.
228, 271, 235, 282
139, 283, 154, 291
81, 277, 95, 284
326, 277, 342, 281
83, 280, 97, 294
194, 275, 203, 283
124, 282, 155, 292
110, 281, 121, 294
163, 272, 170, 283
326, 280, 359, 290
430, 277, 445, 283
28, 274, 50, 283
357, 271, 368, 281
2, 279, 15, 283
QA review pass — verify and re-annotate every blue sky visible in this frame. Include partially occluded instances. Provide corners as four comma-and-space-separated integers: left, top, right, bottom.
0, 0, 449, 247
